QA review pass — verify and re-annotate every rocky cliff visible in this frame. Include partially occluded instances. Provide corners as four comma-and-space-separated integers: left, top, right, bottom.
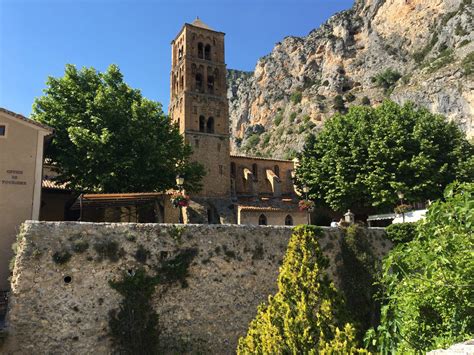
227, 0, 474, 159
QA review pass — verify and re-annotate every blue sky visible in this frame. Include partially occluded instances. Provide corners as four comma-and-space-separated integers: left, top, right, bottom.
0, 0, 353, 116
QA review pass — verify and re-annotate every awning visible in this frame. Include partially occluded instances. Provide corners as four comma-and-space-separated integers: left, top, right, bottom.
367, 213, 396, 222
70, 193, 166, 210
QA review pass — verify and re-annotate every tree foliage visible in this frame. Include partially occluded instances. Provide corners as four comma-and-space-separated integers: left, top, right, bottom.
32, 64, 204, 193
237, 225, 366, 354
366, 182, 474, 353
296, 101, 474, 211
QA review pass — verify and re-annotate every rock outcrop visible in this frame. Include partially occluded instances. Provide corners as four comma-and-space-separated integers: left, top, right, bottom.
227, 0, 473, 159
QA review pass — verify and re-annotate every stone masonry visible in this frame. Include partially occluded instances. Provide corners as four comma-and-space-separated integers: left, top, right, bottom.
2, 221, 390, 354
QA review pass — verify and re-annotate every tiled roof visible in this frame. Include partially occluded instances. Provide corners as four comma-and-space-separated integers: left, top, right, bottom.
238, 206, 285, 212
0, 107, 53, 132
230, 154, 294, 163
191, 17, 213, 30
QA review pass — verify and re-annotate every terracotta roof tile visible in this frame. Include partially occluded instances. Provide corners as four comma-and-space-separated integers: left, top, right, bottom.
230, 154, 294, 163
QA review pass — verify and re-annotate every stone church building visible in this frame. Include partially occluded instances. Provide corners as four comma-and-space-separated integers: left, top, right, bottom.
168, 18, 306, 226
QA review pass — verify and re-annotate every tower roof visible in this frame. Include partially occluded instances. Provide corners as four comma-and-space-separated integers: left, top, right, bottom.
191, 17, 213, 30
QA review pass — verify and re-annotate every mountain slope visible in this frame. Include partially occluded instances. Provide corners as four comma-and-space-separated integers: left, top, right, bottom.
227, 0, 473, 159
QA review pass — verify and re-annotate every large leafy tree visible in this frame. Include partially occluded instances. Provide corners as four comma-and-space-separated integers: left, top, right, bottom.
366, 182, 474, 353
297, 100, 473, 211
33, 64, 204, 193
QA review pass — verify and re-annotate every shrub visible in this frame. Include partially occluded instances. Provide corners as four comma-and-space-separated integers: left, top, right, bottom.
345, 92, 356, 102
290, 91, 302, 105
274, 113, 283, 126
366, 183, 474, 353
385, 222, 418, 243
413, 33, 438, 63
287, 127, 294, 135
425, 49, 454, 74
52, 250, 72, 264
289, 112, 297, 122
333, 95, 346, 113
455, 23, 468, 36
94, 239, 121, 262
322, 80, 330, 86
237, 226, 365, 354
462, 52, 474, 76
372, 68, 401, 94
245, 134, 260, 150
361, 96, 371, 106
261, 134, 271, 148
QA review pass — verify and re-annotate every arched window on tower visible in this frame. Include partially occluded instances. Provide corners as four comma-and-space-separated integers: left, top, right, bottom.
207, 117, 214, 133
285, 215, 293, 226
198, 42, 204, 59
195, 73, 203, 91
180, 76, 184, 91
205, 44, 211, 60
199, 116, 206, 132
230, 162, 236, 178
258, 214, 267, 226
252, 163, 258, 180
274, 165, 280, 177
207, 75, 214, 94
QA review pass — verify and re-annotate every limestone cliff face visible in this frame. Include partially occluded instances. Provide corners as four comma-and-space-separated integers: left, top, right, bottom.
227, 0, 473, 159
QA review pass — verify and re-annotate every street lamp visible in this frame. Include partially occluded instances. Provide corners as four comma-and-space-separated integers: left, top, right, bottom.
176, 175, 185, 223
302, 185, 311, 225
397, 190, 405, 223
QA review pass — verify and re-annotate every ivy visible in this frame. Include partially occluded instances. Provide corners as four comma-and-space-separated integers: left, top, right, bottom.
339, 225, 381, 344
109, 269, 160, 354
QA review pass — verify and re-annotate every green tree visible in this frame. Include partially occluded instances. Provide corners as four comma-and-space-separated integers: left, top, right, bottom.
366, 182, 474, 353
32, 64, 204, 193
237, 225, 366, 354
296, 101, 473, 211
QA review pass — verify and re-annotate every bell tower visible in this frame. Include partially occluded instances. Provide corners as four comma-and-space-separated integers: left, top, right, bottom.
169, 18, 230, 197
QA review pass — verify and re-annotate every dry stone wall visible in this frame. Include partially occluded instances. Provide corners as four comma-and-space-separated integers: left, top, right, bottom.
2, 221, 389, 354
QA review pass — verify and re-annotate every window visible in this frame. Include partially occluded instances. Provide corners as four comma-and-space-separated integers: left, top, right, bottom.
207, 117, 214, 133
252, 163, 258, 180
207, 75, 214, 94
204, 44, 211, 60
274, 165, 280, 177
199, 116, 206, 132
195, 73, 203, 91
230, 162, 236, 178
258, 214, 267, 226
178, 47, 183, 59
285, 215, 293, 226
180, 76, 184, 90
198, 42, 204, 59
0, 125, 5, 137
219, 165, 223, 175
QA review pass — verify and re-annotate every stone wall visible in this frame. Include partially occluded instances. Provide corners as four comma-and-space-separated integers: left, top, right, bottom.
2, 222, 390, 354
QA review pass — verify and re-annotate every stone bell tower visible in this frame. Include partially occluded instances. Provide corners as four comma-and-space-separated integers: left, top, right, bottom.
169, 18, 231, 197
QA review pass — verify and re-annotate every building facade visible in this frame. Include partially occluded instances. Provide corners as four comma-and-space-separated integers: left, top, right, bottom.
169, 19, 306, 226
0, 108, 53, 290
